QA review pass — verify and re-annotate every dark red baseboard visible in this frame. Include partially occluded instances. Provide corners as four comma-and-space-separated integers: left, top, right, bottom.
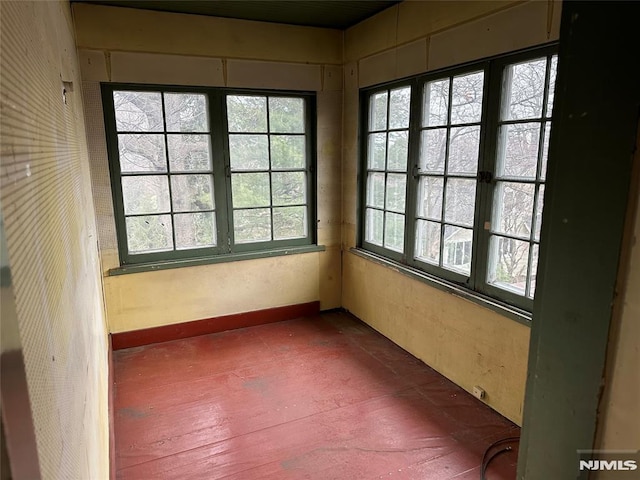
108, 336, 116, 480
111, 301, 320, 350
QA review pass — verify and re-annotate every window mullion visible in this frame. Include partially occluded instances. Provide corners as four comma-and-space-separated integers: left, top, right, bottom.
306, 94, 317, 245
439, 77, 455, 268
210, 90, 233, 253
265, 97, 274, 242
404, 79, 421, 265
473, 60, 503, 295
382, 90, 391, 249
159, 93, 177, 253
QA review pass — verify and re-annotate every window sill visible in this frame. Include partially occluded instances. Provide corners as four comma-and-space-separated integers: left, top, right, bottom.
108, 245, 326, 276
349, 247, 532, 327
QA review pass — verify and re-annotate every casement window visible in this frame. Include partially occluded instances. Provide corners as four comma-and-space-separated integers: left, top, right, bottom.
101, 85, 316, 267
359, 46, 557, 312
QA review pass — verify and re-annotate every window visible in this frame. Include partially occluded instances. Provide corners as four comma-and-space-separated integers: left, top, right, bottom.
102, 85, 316, 266
364, 87, 411, 256
359, 46, 557, 311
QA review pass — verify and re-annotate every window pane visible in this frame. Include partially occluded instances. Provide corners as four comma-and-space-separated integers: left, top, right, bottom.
118, 134, 167, 173
164, 93, 208, 132
389, 87, 411, 129
384, 212, 404, 252
227, 95, 267, 132
540, 122, 551, 180
443, 225, 472, 275
415, 220, 440, 264
269, 97, 304, 133
365, 208, 383, 246
174, 212, 216, 250
366, 172, 385, 209
368, 133, 387, 170
417, 176, 443, 220
420, 128, 446, 173
444, 178, 476, 227
273, 206, 306, 240
232, 173, 270, 208
272, 171, 306, 206
528, 244, 539, 299
487, 235, 529, 295
113, 91, 163, 132
451, 71, 484, 124
534, 185, 545, 241
170, 175, 214, 212
546, 55, 558, 116
234, 208, 271, 243
385, 174, 406, 213
502, 58, 547, 121
369, 91, 388, 130
122, 176, 170, 215
387, 131, 408, 171
229, 134, 269, 170
497, 122, 541, 179
448, 125, 480, 175
126, 214, 173, 253
270, 135, 305, 170
167, 134, 211, 172
423, 79, 449, 127
492, 181, 535, 239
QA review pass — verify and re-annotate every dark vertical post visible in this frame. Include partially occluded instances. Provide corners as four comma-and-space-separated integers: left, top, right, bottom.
517, 2, 640, 479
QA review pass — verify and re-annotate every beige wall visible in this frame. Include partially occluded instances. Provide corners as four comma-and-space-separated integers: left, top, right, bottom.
0, 1, 109, 478
342, 0, 562, 424
73, 3, 343, 332
594, 143, 640, 475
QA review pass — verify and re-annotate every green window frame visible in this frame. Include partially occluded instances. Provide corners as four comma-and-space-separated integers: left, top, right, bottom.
101, 84, 317, 267
358, 45, 557, 312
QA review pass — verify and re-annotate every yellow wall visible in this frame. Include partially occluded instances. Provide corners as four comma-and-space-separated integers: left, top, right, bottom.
73, 3, 342, 65
105, 254, 320, 333
594, 147, 640, 476
73, 3, 343, 332
0, 1, 109, 478
342, 0, 562, 424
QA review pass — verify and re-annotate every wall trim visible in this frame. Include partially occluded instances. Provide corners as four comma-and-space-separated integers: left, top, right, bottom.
111, 301, 321, 350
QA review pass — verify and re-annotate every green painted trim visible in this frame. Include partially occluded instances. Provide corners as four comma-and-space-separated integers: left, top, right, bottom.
100, 83, 317, 266
349, 247, 531, 326
108, 244, 326, 276
517, 3, 640, 479
357, 44, 557, 312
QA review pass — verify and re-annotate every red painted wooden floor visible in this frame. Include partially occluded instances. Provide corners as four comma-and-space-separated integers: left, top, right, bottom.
113, 312, 519, 479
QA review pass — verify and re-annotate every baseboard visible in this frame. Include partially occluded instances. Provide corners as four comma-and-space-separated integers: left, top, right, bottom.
111, 301, 321, 350
108, 335, 115, 480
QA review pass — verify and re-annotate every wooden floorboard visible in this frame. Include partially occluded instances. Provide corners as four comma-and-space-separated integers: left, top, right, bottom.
113, 311, 519, 479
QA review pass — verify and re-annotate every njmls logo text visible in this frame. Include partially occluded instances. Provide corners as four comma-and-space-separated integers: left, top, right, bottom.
579, 460, 638, 471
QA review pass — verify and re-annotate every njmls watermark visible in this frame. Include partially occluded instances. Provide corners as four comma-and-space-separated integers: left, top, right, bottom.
577, 450, 639, 477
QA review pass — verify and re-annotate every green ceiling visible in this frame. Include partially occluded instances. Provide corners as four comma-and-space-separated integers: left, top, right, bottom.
71, 1, 401, 29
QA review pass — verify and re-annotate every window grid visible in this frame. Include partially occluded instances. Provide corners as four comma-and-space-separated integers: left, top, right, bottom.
115, 92, 217, 255
102, 85, 316, 266
487, 54, 557, 299
359, 45, 557, 311
414, 71, 484, 277
363, 87, 411, 255
228, 95, 309, 245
